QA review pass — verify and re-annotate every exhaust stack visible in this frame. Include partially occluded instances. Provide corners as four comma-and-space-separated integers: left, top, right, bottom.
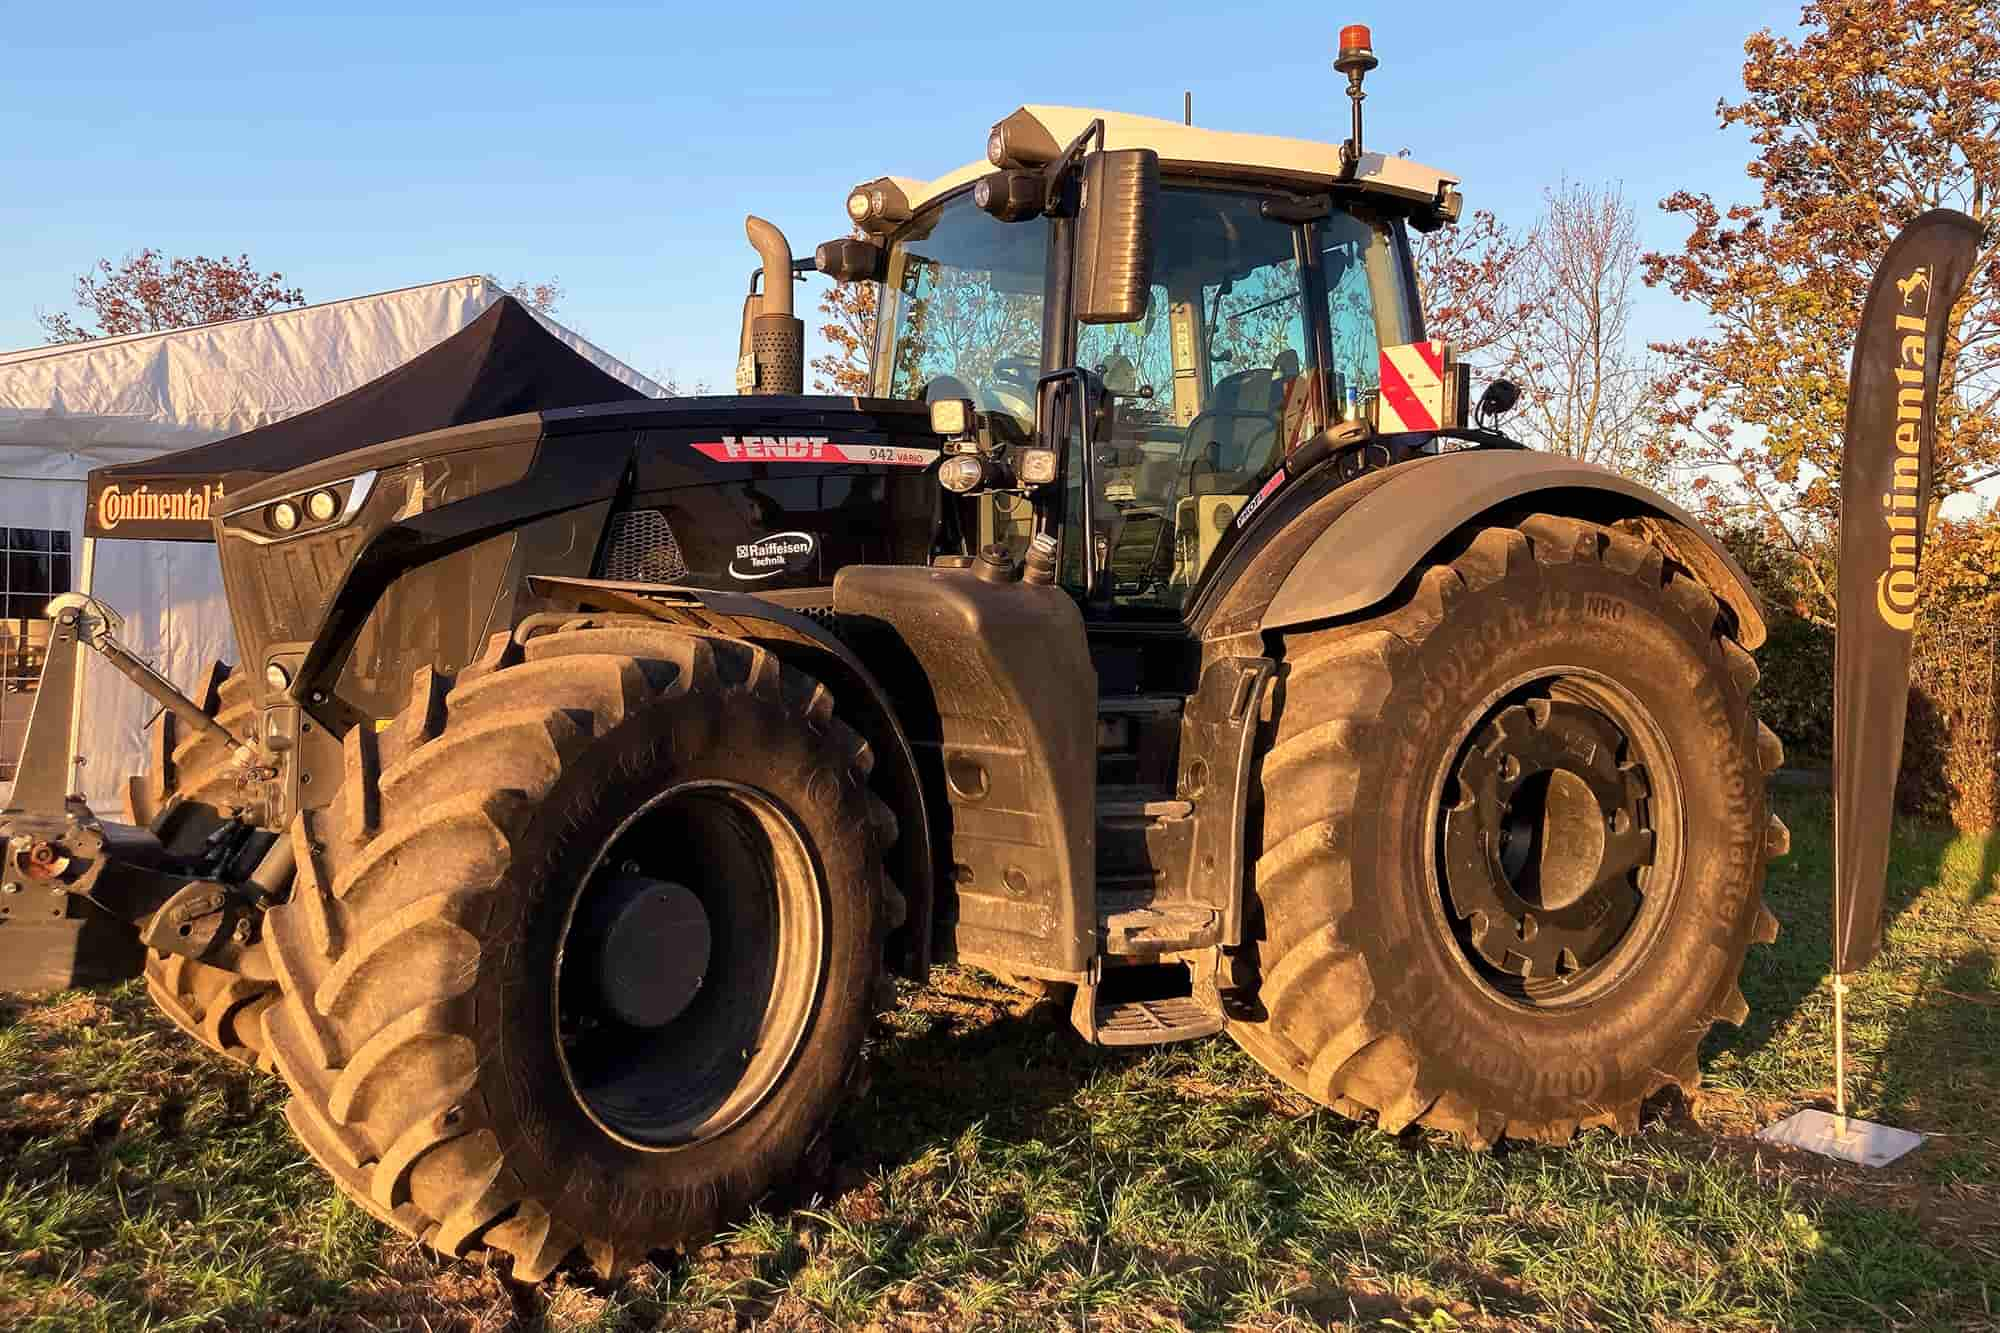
740, 216, 804, 395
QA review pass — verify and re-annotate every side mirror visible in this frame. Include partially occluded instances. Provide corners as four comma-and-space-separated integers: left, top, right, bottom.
1073, 148, 1159, 325
1477, 378, 1521, 423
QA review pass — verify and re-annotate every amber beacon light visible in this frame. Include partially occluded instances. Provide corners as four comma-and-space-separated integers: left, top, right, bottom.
1335, 23, 1379, 176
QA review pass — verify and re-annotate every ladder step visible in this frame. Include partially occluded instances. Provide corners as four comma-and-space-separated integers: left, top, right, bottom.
1097, 783, 1192, 821
1086, 995, 1223, 1047
1099, 899, 1218, 954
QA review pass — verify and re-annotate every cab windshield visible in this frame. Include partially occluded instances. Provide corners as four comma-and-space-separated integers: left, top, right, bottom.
876, 193, 1048, 441
874, 184, 1415, 608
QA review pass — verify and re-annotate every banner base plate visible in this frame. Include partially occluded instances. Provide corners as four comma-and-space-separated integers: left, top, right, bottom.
1757, 1108, 1924, 1167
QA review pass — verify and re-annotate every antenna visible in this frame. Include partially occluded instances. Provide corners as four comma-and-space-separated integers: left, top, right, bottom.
1184, 91, 1192, 126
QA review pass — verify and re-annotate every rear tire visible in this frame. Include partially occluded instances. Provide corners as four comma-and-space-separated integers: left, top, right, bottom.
259, 621, 896, 1280
124, 662, 277, 1069
1230, 517, 1787, 1145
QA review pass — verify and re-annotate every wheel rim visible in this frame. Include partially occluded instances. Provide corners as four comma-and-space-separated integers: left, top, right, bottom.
1433, 672, 1682, 1008
555, 781, 826, 1149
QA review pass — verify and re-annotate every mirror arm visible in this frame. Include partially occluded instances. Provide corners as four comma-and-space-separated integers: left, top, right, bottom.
1042, 118, 1107, 213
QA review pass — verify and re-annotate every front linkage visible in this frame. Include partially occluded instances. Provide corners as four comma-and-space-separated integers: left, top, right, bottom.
0, 594, 282, 992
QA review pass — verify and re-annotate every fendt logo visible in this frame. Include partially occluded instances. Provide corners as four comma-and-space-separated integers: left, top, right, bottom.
689, 435, 941, 468
96, 482, 226, 531
700, 435, 843, 461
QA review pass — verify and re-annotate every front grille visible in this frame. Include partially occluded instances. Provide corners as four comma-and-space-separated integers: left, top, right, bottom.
601, 509, 688, 584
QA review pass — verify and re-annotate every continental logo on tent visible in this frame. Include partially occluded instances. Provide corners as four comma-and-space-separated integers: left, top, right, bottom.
689, 435, 940, 467
1876, 266, 1932, 633
96, 482, 227, 531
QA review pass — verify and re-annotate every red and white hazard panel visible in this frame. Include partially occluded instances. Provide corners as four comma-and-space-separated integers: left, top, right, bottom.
1377, 340, 1450, 433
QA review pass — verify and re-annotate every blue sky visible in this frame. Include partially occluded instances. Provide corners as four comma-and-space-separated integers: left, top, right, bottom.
0, 1, 1804, 388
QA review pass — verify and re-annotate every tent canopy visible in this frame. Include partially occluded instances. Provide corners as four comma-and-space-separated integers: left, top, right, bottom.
84, 295, 652, 540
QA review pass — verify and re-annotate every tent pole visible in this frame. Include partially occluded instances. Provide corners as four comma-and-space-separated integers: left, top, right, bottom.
65, 535, 95, 799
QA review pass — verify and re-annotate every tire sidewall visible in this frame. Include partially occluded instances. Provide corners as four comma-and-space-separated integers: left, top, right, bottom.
1347, 555, 1768, 1121
464, 680, 880, 1243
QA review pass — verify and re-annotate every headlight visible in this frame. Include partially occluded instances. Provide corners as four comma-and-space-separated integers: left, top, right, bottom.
265, 662, 291, 691
227, 471, 377, 542
939, 455, 987, 494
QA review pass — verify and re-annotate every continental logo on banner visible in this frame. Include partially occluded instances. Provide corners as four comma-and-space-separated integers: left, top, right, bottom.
96, 482, 227, 531
1876, 266, 1932, 632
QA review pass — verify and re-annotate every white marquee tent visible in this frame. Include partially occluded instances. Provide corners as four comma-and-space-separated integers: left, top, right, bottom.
0, 277, 662, 807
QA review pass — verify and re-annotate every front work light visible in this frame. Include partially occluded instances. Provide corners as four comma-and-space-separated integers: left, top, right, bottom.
929, 398, 976, 439
975, 171, 1044, 223
846, 177, 913, 234
985, 110, 1063, 170
306, 489, 339, 522
1016, 448, 1059, 487
269, 501, 300, 532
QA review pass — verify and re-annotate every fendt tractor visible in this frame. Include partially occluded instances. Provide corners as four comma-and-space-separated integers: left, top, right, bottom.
1, 28, 1786, 1281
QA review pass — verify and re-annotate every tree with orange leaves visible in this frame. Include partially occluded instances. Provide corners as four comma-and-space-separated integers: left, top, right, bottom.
811, 278, 877, 395
1643, 0, 2000, 616
39, 250, 306, 343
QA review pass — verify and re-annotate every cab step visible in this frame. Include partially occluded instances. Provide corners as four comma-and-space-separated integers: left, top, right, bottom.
1097, 886, 1218, 953
1070, 965, 1223, 1047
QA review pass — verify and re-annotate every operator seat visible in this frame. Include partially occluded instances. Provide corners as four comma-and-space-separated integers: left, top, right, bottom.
1183, 354, 1290, 495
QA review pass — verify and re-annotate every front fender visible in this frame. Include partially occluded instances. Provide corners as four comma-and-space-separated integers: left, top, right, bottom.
525, 575, 938, 979
1240, 451, 1766, 648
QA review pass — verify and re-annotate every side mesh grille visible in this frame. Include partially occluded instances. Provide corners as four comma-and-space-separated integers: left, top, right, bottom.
600, 509, 689, 584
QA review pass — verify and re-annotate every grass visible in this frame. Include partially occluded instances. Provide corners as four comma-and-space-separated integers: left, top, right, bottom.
1, 789, 1996, 1330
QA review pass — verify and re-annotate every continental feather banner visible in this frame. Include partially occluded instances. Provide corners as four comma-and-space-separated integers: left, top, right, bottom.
1832, 209, 1982, 975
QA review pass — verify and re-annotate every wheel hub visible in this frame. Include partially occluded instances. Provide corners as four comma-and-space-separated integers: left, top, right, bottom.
555, 782, 825, 1150
571, 876, 711, 1029
1441, 695, 1656, 984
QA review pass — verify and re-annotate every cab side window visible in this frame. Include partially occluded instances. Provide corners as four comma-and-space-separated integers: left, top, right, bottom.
1319, 211, 1411, 422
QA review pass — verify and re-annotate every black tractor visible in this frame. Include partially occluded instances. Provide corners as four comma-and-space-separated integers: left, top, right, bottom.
0, 42, 1785, 1282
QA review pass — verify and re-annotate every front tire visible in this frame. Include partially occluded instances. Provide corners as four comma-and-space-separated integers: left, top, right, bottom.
1230, 516, 1787, 1144
259, 621, 896, 1280
124, 661, 278, 1068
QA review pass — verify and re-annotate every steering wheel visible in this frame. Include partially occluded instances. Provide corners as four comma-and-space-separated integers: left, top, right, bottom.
992, 357, 1038, 392
1177, 409, 1279, 496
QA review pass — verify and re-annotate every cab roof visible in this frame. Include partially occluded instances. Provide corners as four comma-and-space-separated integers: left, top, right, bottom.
895, 105, 1461, 218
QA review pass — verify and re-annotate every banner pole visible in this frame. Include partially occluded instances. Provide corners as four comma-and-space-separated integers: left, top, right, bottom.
1833, 975, 1848, 1128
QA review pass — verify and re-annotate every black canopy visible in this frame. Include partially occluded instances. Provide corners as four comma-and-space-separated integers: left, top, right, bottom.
85, 296, 648, 540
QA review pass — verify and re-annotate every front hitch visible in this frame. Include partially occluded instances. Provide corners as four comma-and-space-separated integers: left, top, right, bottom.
1, 593, 275, 992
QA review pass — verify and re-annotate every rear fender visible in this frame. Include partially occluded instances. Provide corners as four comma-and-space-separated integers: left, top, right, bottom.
1202, 451, 1766, 649
525, 574, 936, 979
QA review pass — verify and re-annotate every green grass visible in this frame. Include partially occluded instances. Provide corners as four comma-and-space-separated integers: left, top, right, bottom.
2, 789, 1996, 1330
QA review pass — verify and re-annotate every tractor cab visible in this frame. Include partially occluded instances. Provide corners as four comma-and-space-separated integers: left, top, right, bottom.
820, 101, 1459, 617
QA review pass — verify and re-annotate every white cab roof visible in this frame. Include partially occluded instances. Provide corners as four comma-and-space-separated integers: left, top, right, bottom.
904, 105, 1459, 212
